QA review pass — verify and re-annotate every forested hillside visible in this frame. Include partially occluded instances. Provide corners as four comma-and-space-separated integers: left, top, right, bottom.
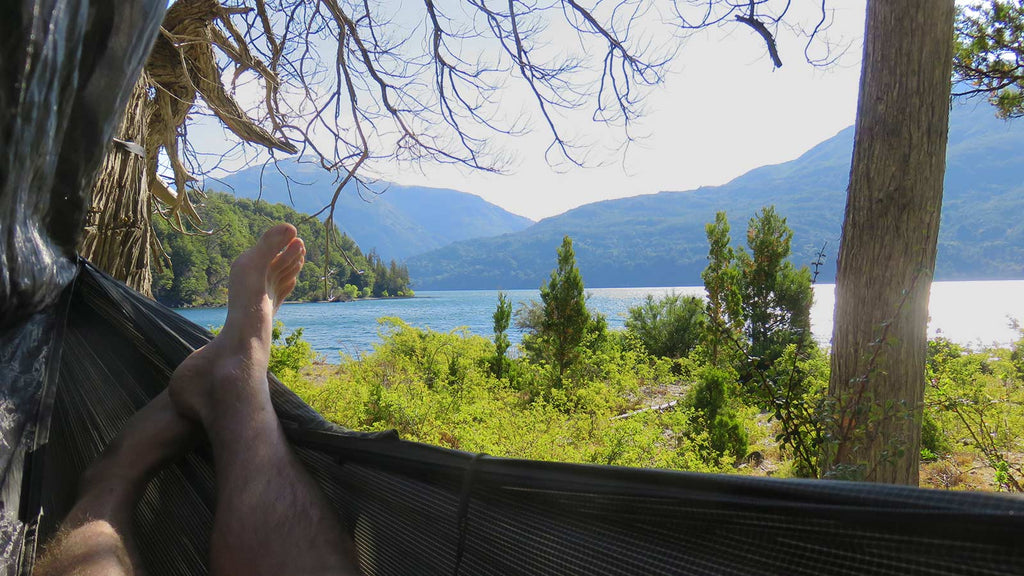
219, 160, 534, 261
407, 103, 1024, 290
152, 193, 412, 307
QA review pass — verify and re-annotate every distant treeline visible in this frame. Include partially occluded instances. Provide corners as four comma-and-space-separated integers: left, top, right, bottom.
152, 192, 412, 307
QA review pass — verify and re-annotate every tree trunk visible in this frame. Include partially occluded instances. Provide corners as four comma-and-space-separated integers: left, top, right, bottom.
825, 1, 954, 485
79, 73, 154, 296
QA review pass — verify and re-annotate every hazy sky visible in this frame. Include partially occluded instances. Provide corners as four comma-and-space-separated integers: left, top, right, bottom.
376, 1, 869, 221
195, 1, 869, 221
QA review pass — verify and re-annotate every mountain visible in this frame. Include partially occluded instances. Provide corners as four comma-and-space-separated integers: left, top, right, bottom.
217, 160, 533, 261
406, 103, 1024, 290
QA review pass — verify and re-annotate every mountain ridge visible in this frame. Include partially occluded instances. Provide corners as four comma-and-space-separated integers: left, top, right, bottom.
217, 162, 534, 262
406, 104, 1024, 290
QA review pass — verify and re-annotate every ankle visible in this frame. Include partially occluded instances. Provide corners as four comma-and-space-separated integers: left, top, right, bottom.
74, 465, 145, 526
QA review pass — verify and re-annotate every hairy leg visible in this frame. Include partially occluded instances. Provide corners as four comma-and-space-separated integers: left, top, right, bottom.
35, 392, 196, 576
170, 224, 359, 576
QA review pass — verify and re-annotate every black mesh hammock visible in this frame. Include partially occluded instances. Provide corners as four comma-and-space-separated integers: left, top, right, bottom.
1, 2, 1023, 575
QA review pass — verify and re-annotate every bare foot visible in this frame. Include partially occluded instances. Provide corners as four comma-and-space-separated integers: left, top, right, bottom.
163, 225, 358, 576
169, 224, 305, 425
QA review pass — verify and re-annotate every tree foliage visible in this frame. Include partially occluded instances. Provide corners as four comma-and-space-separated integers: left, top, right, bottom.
954, 1, 1024, 118
701, 207, 820, 476
734, 207, 814, 380
492, 292, 513, 378
702, 211, 743, 361
152, 192, 411, 306
702, 208, 813, 384
625, 293, 706, 359
269, 202, 1022, 492
537, 236, 595, 388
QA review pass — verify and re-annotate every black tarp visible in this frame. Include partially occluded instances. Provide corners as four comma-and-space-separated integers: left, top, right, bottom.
1, 1, 1023, 575
1, 1, 165, 572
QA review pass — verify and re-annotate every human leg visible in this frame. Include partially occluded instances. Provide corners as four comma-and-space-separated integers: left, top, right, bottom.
169, 224, 359, 576
34, 392, 196, 576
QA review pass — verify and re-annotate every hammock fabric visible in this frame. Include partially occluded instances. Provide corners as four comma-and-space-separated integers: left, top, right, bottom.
11, 260, 1024, 576
1, 1, 1023, 575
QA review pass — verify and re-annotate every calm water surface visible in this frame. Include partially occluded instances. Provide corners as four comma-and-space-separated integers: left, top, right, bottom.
176, 281, 1024, 362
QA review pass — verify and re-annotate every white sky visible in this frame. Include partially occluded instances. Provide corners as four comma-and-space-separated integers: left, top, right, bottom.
378, 1, 868, 221
193, 1, 868, 222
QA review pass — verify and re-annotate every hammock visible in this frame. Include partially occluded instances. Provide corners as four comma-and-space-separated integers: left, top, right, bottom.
1, 1, 1023, 575
5, 259, 1022, 576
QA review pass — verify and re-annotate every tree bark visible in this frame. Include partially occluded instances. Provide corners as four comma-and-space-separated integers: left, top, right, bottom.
825, 1, 955, 485
79, 74, 154, 296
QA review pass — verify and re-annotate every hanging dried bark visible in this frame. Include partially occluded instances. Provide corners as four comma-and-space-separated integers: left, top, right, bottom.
80, 73, 154, 295
145, 0, 296, 232
83, 0, 297, 293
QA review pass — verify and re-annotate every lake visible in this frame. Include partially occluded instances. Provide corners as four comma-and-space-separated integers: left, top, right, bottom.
176, 281, 1024, 361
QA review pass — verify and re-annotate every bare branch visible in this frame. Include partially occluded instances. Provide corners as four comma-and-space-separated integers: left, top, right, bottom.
735, 1, 783, 68
111, 0, 846, 297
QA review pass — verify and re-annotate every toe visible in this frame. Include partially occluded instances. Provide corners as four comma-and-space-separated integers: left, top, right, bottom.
276, 279, 298, 305
273, 258, 304, 293
280, 261, 304, 286
270, 238, 305, 275
255, 224, 298, 261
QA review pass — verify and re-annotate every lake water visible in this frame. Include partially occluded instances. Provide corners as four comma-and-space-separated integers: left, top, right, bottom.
176, 281, 1024, 362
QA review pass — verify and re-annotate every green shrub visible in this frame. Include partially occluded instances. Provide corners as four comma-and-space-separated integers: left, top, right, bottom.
269, 322, 317, 379
285, 318, 703, 466
688, 366, 748, 462
920, 412, 948, 456
625, 293, 706, 359
926, 342, 1024, 491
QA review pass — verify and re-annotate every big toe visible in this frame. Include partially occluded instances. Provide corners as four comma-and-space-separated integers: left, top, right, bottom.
253, 224, 298, 262
270, 239, 305, 307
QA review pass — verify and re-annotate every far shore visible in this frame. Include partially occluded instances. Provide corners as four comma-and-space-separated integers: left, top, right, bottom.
171, 294, 415, 310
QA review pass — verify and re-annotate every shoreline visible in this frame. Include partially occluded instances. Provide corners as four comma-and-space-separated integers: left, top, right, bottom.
171, 294, 416, 310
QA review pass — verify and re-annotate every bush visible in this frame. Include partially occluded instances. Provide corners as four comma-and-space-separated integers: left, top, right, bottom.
926, 341, 1024, 491
688, 366, 748, 462
342, 284, 360, 300
286, 318, 702, 467
625, 293, 706, 359
920, 412, 948, 456
278, 309, 1021, 490
269, 322, 317, 379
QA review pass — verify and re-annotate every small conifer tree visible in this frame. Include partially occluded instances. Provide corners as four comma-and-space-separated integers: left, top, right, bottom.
492, 292, 513, 378
689, 366, 748, 462
735, 206, 814, 382
701, 207, 813, 384
540, 236, 590, 388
